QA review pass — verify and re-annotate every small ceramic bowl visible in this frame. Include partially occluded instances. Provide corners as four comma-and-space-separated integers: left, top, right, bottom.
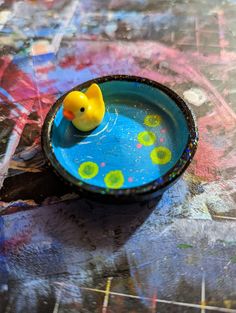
42, 75, 198, 203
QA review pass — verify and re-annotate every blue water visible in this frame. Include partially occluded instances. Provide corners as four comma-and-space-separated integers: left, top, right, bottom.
51, 80, 189, 189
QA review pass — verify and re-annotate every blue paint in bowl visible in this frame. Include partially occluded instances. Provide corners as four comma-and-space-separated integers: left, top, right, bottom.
42, 76, 198, 201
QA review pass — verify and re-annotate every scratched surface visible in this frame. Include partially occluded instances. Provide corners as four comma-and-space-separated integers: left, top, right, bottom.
0, 0, 236, 312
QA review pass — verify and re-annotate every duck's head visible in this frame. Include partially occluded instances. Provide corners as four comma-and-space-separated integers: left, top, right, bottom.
63, 91, 89, 121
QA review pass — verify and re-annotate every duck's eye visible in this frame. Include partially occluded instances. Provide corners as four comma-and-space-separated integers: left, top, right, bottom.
80, 107, 85, 112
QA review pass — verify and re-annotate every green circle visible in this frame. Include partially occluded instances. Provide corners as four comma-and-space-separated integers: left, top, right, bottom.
78, 161, 99, 179
104, 170, 125, 189
137, 131, 156, 146
144, 114, 161, 127
150, 147, 172, 165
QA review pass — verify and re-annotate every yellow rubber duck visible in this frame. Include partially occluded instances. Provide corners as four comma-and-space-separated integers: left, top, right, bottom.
62, 83, 105, 132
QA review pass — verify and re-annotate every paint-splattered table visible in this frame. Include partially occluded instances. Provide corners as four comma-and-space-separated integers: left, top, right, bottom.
0, 1, 236, 312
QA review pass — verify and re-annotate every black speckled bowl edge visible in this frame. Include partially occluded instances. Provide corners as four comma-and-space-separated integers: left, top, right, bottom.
41, 75, 199, 203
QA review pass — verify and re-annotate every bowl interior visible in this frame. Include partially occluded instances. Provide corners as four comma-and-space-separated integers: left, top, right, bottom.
51, 80, 189, 190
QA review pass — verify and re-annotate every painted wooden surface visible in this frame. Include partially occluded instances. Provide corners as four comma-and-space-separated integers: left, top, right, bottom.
0, 0, 236, 312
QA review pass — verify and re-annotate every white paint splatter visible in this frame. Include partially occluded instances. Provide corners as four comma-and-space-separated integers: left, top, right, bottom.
105, 23, 118, 37
0, 10, 12, 31
183, 88, 208, 106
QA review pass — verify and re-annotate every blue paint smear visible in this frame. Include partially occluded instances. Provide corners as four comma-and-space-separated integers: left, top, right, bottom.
31, 52, 56, 65
51, 80, 189, 189
34, 27, 58, 37
39, 66, 95, 94
0, 217, 8, 285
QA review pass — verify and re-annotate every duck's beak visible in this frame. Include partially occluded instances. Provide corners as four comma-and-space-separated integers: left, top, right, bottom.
63, 109, 75, 121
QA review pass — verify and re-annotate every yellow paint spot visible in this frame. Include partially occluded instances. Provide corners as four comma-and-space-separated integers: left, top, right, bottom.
224, 300, 232, 309
150, 146, 172, 165
137, 131, 156, 146
144, 114, 161, 127
78, 161, 99, 179
104, 170, 124, 189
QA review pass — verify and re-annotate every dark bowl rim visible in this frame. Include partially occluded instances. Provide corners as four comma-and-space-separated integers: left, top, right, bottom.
42, 74, 198, 201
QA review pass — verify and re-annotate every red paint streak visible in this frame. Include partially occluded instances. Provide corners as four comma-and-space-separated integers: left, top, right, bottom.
62, 42, 139, 76
191, 108, 235, 181
0, 56, 12, 79
192, 138, 223, 181
15, 112, 29, 135
59, 55, 77, 68
39, 94, 57, 122
199, 107, 235, 133
28, 0, 65, 9
151, 289, 157, 313
36, 64, 55, 74
38, 79, 57, 95
59, 55, 92, 70
0, 231, 31, 255
0, 57, 38, 102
